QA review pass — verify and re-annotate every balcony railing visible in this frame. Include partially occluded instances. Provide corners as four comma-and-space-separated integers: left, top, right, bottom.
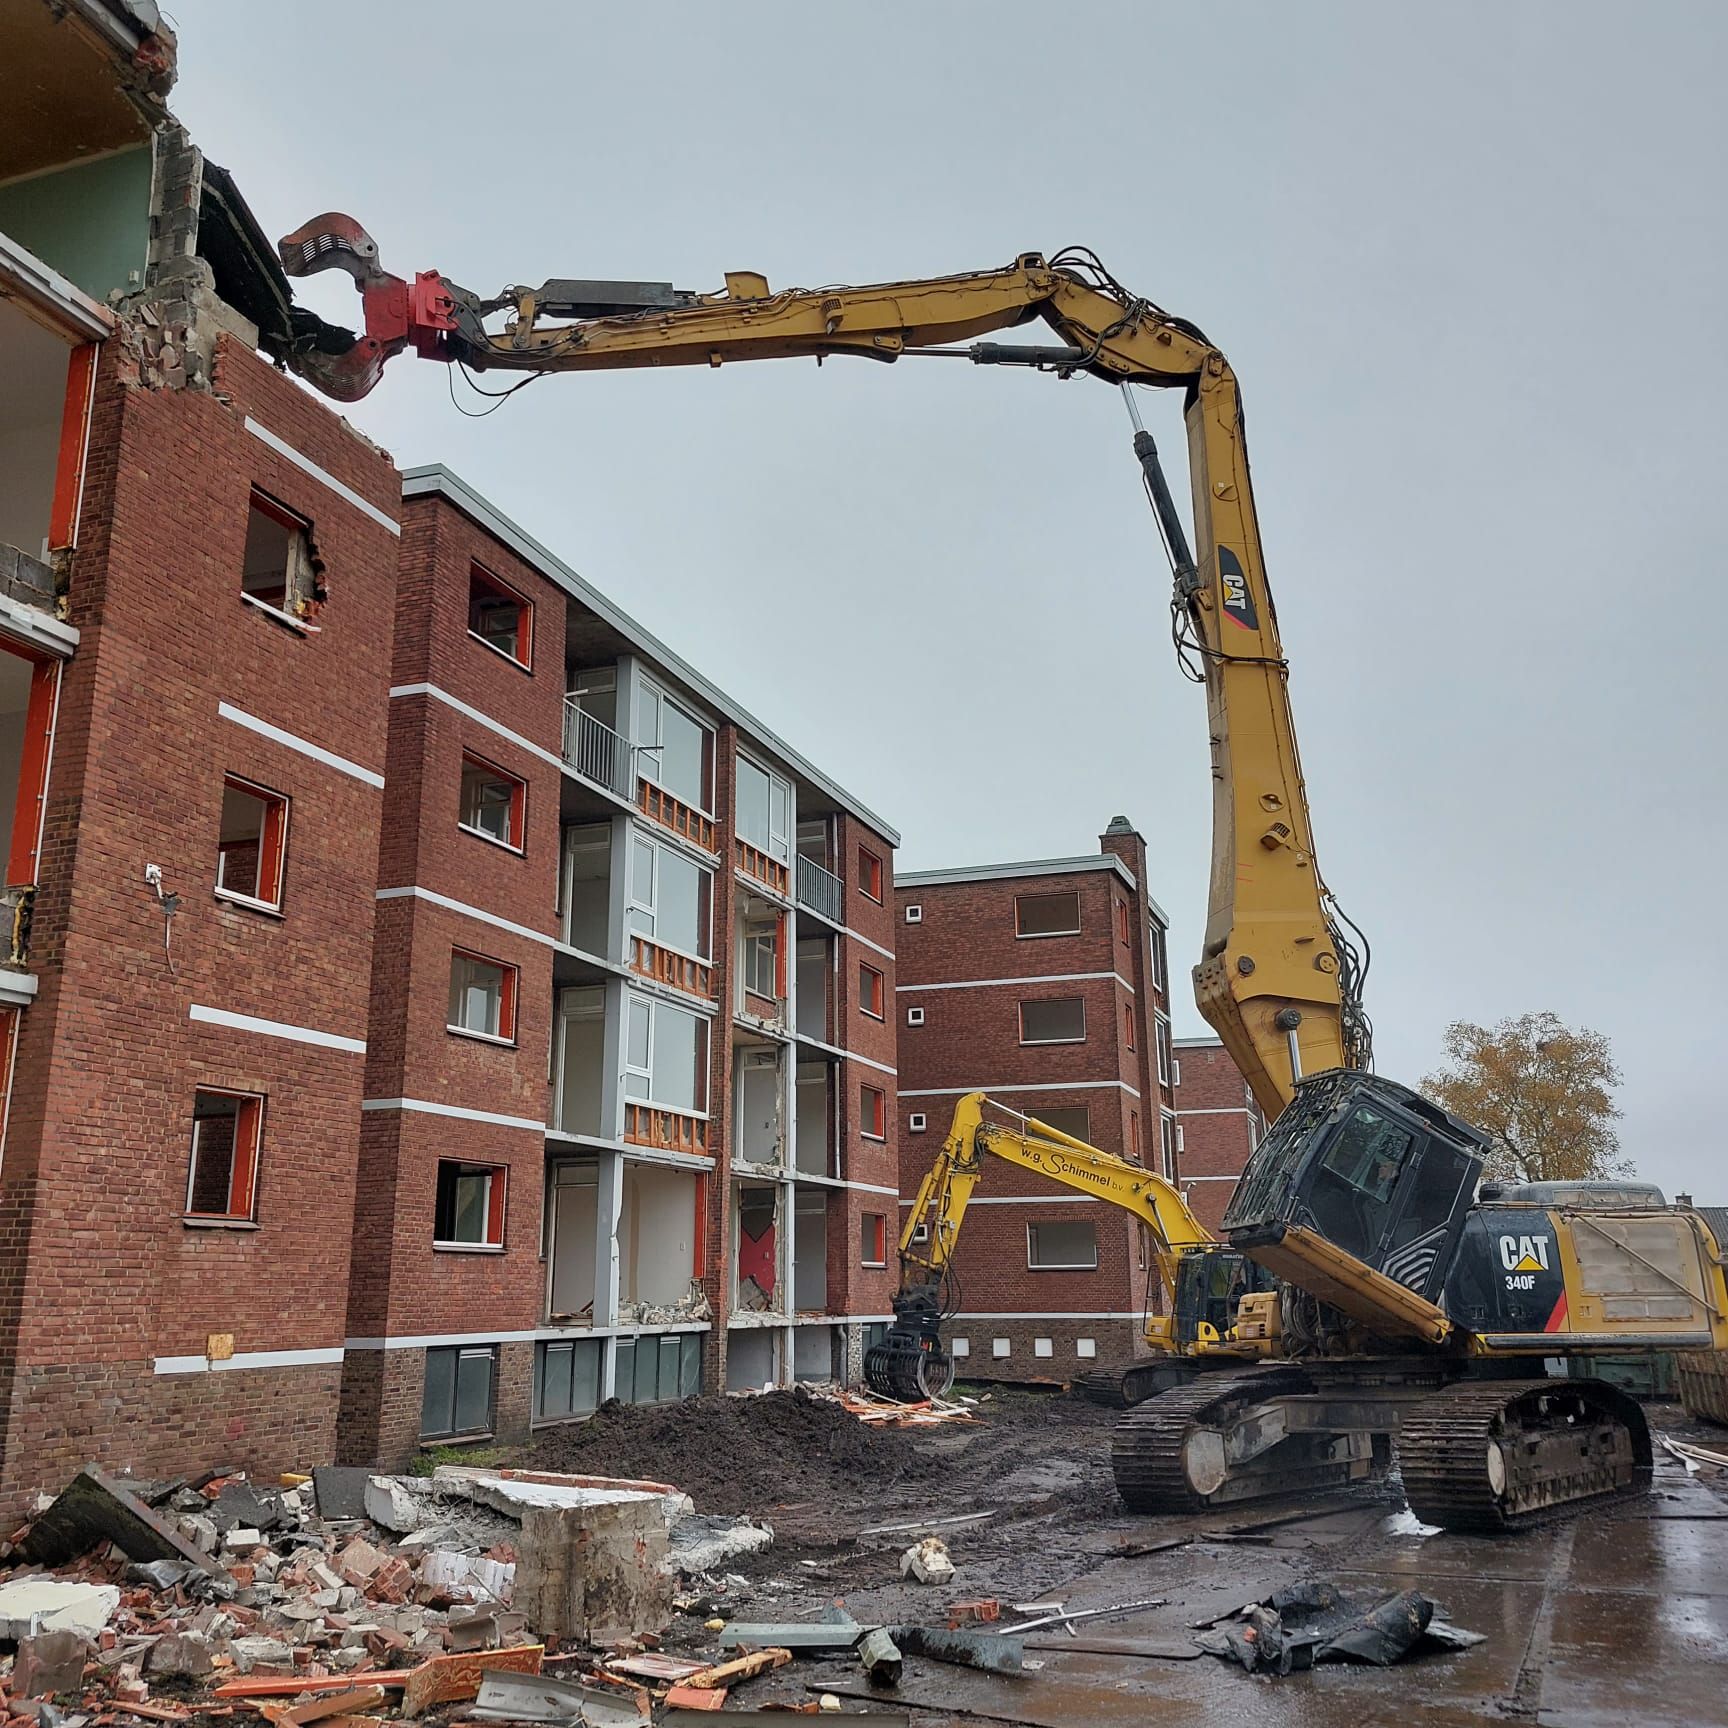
795, 854, 843, 923
638, 780, 716, 852
629, 935, 714, 1000
623, 1102, 708, 1156
562, 700, 634, 799
735, 837, 789, 898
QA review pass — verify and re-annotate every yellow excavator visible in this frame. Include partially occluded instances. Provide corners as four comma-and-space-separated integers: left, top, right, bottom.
275, 222, 1728, 1531
864, 1090, 1276, 1405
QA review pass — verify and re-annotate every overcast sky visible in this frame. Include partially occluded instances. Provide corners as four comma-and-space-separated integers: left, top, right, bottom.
164, 2, 1725, 1196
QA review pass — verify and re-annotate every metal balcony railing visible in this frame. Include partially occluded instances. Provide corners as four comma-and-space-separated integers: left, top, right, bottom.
795, 854, 843, 923
561, 700, 634, 800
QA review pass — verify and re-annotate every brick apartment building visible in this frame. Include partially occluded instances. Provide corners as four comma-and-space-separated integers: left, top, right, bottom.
893, 820, 1178, 1377
0, 2, 900, 1509
1171, 1036, 1266, 1235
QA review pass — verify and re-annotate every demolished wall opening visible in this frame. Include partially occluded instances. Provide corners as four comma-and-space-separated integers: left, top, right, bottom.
553, 986, 604, 1137
734, 1183, 779, 1313
794, 1061, 834, 1176
547, 1160, 597, 1322
559, 825, 611, 954
792, 1324, 842, 1382
734, 1048, 782, 1166
793, 1188, 829, 1311
725, 1324, 776, 1393
0, 299, 72, 565
794, 936, 830, 1041
618, 1161, 700, 1313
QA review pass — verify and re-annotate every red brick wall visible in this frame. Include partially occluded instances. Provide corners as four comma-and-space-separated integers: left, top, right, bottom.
1173, 1039, 1263, 1235
0, 337, 398, 1509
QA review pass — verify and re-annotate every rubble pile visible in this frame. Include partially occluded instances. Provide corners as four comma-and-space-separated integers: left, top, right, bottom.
0, 1459, 772, 1724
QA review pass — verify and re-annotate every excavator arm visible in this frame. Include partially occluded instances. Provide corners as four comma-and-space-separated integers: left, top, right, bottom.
277, 218, 1366, 1116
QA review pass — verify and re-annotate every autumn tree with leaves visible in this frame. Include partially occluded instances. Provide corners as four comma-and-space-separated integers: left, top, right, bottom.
1421, 1011, 1628, 1183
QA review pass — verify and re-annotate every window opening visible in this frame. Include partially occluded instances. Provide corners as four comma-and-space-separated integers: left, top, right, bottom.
1020, 997, 1086, 1044
459, 754, 526, 850
215, 776, 288, 909
1032, 1105, 1091, 1143
862, 1212, 887, 1266
449, 949, 518, 1042
421, 1344, 497, 1440
1028, 1219, 1098, 1269
241, 491, 321, 623
736, 755, 792, 864
860, 1083, 886, 1140
623, 991, 709, 1113
860, 962, 884, 1019
468, 563, 532, 667
435, 1160, 506, 1247
1016, 891, 1080, 937
857, 845, 883, 903
186, 1090, 262, 1222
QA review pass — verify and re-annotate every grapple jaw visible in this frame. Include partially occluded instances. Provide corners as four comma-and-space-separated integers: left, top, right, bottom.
276, 213, 458, 401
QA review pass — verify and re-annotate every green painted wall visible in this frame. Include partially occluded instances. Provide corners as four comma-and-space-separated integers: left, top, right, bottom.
0, 145, 152, 303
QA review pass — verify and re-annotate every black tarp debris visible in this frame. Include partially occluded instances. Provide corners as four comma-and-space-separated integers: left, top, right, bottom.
1195, 1580, 1484, 1676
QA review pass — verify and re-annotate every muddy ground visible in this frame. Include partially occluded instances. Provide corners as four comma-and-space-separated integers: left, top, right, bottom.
532, 1388, 1728, 1728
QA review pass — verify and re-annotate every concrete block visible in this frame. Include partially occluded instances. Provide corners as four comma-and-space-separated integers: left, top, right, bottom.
0, 1580, 121, 1640
13, 1631, 91, 1698
147, 1632, 214, 1678
511, 1498, 672, 1645
363, 1477, 436, 1533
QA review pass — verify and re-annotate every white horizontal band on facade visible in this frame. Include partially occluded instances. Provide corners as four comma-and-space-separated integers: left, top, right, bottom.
901, 1080, 1141, 1099
389, 683, 565, 772
795, 1032, 896, 1076
898, 971, 1133, 994
376, 884, 560, 950
842, 926, 894, 963
363, 1097, 547, 1132
218, 701, 386, 789
244, 417, 401, 537
155, 1346, 346, 1376
189, 1004, 366, 1054
1181, 1173, 1241, 1182
949, 1310, 1139, 1321
0, 593, 79, 660
794, 1174, 900, 1198
1177, 1106, 1253, 1116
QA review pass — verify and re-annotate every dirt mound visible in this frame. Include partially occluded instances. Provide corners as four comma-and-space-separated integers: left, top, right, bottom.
524, 1387, 940, 1515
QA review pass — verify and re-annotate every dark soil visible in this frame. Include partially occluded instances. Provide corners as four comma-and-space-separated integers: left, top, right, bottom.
522, 1385, 943, 1515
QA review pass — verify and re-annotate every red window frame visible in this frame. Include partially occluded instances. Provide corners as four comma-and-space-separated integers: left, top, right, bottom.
860, 962, 885, 1019
468, 562, 533, 669
1116, 898, 1131, 945
860, 1083, 886, 1140
185, 1089, 263, 1222
216, 774, 289, 910
458, 751, 527, 851
862, 1212, 887, 1266
1124, 1003, 1136, 1051
4, 651, 59, 890
857, 845, 883, 903
434, 1158, 508, 1249
449, 948, 519, 1043
241, 489, 316, 617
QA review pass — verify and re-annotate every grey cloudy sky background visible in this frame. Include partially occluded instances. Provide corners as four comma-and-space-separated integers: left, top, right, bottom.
163, 2, 1725, 1195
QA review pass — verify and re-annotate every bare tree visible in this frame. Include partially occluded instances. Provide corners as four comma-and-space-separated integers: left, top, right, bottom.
1422, 1010, 1627, 1183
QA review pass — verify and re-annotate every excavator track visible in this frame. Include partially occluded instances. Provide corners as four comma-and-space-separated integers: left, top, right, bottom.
1397, 1377, 1651, 1534
1111, 1364, 1326, 1513
1073, 1358, 1206, 1409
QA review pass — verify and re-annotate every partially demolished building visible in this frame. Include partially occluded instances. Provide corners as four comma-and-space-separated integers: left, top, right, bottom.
0, 0, 900, 1510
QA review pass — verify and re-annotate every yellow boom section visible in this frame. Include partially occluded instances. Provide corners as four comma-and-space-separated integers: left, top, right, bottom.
435, 257, 1350, 1115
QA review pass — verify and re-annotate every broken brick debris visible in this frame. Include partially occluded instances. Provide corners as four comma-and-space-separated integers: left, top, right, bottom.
20, 1467, 224, 1576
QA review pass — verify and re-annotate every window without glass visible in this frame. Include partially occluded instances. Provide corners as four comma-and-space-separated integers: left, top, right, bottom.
1020, 997, 1086, 1044
1016, 890, 1081, 937
468, 563, 532, 666
741, 918, 779, 1000
863, 1213, 887, 1266
860, 962, 884, 1019
1031, 1104, 1091, 1144
421, 1344, 496, 1440
434, 1159, 505, 1248
638, 678, 713, 812
629, 830, 712, 958
240, 491, 318, 621
736, 755, 791, 863
459, 754, 526, 850
186, 1090, 262, 1221
1130, 1109, 1141, 1160
216, 776, 288, 909
860, 1083, 886, 1140
1028, 1219, 1099, 1269
623, 992, 709, 1113
856, 845, 883, 902
1161, 1111, 1178, 1174
449, 949, 518, 1042
1155, 1017, 1172, 1084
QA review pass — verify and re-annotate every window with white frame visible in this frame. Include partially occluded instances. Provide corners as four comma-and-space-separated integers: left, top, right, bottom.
1019, 996, 1086, 1044
906, 1005, 925, 1027
904, 904, 922, 924
1027, 1218, 1099, 1269
637, 677, 713, 813
623, 991, 709, 1114
1155, 1016, 1172, 1084
1150, 924, 1167, 992
628, 828, 713, 958
1160, 1111, 1177, 1175
735, 754, 791, 864
459, 754, 526, 851
908, 1112, 927, 1132
740, 916, 780, 1000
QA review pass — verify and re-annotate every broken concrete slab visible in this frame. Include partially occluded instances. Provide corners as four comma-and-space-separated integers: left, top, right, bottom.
22, 1465, 225, 1575
899, 1536, 954, 1585
312, 1467, 375, 1522
12, 1631, 91, 1698
511, 1499, 672, 1645
0, 1579, 122, 1640
363, 1477, 439, 1535
432, 1467, 688, 1527
664, 1515, 772, 1577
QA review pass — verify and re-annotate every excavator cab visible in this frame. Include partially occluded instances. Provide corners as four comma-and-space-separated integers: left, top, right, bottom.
1223, 1071, 1487, 1303
1171, 1245, 1276, 1347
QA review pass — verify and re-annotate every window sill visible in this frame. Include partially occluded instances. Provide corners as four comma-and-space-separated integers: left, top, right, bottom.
457, 821, 526, 857
1019, 1037, 1087, 1047
433, 1240, 507, 1255
182, 1215, 260, 1231
861, 1260, 887, 1270
468, 629, 532, 674
860, 1132, 887, 1143
1015, 930, 1082, 941
242, 592, 314, 635
1027, 1264, 1100, 1273
420, 1428, 495, 1447
447, 1025, 518, 1048
858, 893, 883, 907
214, 888, 285, 919
862, 1008, 884, 1022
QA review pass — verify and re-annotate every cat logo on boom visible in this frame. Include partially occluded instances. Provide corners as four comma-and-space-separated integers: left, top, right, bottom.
1218, 547, 1258, 630
1498, 1232, 1552, 1292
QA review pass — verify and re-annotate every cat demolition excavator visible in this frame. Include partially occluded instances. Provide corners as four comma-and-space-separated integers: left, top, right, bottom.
271, 218, 1728, 1530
